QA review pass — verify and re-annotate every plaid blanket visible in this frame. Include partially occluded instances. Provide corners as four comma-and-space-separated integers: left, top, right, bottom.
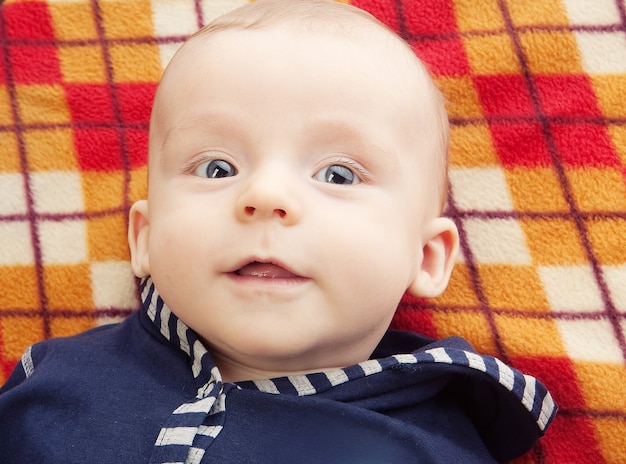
0, 0, 624, 462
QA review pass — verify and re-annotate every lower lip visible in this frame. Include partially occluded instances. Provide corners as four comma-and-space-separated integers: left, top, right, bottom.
226, 273, 310, 288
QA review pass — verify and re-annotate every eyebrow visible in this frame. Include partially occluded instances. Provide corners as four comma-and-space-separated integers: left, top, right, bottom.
159, 113, 244, 153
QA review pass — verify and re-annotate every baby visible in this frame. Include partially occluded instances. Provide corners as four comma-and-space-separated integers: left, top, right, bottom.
0, 1, 556, 462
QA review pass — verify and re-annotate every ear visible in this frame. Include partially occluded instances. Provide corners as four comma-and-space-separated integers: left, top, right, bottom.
128, 200, 151, 278
407, 217, 459, 298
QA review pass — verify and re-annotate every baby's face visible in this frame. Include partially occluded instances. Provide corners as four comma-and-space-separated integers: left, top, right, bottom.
134, 27, 448, 380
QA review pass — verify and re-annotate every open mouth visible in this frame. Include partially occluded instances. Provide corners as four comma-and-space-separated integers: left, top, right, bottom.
234, 261, 301, 280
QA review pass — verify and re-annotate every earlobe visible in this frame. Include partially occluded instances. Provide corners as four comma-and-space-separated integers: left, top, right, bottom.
128, 200, 151, 278
408, 217, 459, 298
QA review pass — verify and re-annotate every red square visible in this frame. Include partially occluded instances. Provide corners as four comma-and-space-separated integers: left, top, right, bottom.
489, 122, 552, 167
541, 415, 604, 464
125, 128, 149, 169
74, 128, 122, 171
411, 37, 469, 76
535, 75, 602, 117
64, 84, 115, 123
3, 2, 55, 40
8, 45, 61, 84
391, 295, 438, 339
474, 75, 535, 117
550, 123, 620, 168
0, 46, 6, 84
351, 0, 401, 32
400, 0, 458, 35
117, 83, 158, 124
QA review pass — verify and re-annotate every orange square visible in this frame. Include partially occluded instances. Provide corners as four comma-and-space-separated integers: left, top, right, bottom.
507, 0, 569, 26
479, 265, 550, 311
44, 264, 93, 311
566, 168, 626, 212
453, 0, 504, 31
433, 310, 498, 356
23, 128, 78, 171
591, 75, 626, 119
100, 0, 154, 39
109, 44, 163, 82
586, 218, 626, 265
574, 361, 626, 411
435, 76, 484, 119
50, 315, 96, 339
494, 314, 564, 357
449, 124, 499, 167
82, 171, 125, 212
521, 218, 588, 265
432, 264, 479, 307
519, 31, 582, 74
0, 266, 39, 309
0, 132, 20, 173
0, 86, 13, 125
129, 166, 148, 203
505, 167, 570, 212
87, 214, 131, 261
0, 315, 45, 359
58, 45, 107, 83
48, 2, 98, 40
464, 34, 520, 75
608, 125, 626, 164
593, 417, 626, 464
16, 84, 71, 125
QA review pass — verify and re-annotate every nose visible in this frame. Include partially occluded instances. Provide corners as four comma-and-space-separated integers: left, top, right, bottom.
235, 169, 301, 226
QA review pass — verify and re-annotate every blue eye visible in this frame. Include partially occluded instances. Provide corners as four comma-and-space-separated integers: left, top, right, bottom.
315, 164, 360, 185
195, 159, 237, 178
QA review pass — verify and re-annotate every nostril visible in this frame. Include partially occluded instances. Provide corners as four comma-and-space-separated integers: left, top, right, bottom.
245, 206, 255, 215
276, 209, 286, 218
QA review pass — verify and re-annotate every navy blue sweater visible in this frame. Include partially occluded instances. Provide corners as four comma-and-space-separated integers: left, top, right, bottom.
0, 279, 556, 463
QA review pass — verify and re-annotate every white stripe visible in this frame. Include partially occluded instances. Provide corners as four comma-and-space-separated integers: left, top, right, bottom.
253, 379, 280, 394
425, 347, 453, 364
156, 427, 197, 446
538, 392, 556, 431
495, 358, 515, 391
464, 351, 487, 372
521, 374, 537, 413
325, 369, 350, 386
186, 447, 205, 464
360, 360, 383, 376
393, 353, 417, 364
21, 346, 34, 378
191, 340, 207, 378
289, 375, 316, 396
174, 396, 216, 414
160, 305, 171, 341
198, 425, 223, 438
177, 319, 190, 356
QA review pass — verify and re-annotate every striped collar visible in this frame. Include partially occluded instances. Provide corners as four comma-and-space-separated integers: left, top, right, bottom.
141, 277, 557, 464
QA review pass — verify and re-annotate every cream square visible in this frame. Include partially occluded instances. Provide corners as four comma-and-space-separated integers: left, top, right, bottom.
0, 221, 35, 265
31, 171, 84, 214
463, 218, 532, 264
562, 0, 621, 25
158, 42, 185, 70
557, 318, 624, 363
91, 261, 140, 309
0, 173, 28, 215
450, 167, 514, 211
199, 0, 248, 25
39, 219, 88, 264
575, 32, 626, 74
603, 264, 626, 313
151, 0, 199, 37
539, 265, 603, 312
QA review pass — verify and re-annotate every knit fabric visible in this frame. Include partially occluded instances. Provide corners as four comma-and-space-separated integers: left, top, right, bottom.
0, 1, 625, 462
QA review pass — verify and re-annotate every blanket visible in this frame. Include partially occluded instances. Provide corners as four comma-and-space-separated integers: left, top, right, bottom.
0, 0, 624, 462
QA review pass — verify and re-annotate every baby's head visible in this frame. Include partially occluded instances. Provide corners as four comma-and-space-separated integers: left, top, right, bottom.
129, 0, 459, 382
